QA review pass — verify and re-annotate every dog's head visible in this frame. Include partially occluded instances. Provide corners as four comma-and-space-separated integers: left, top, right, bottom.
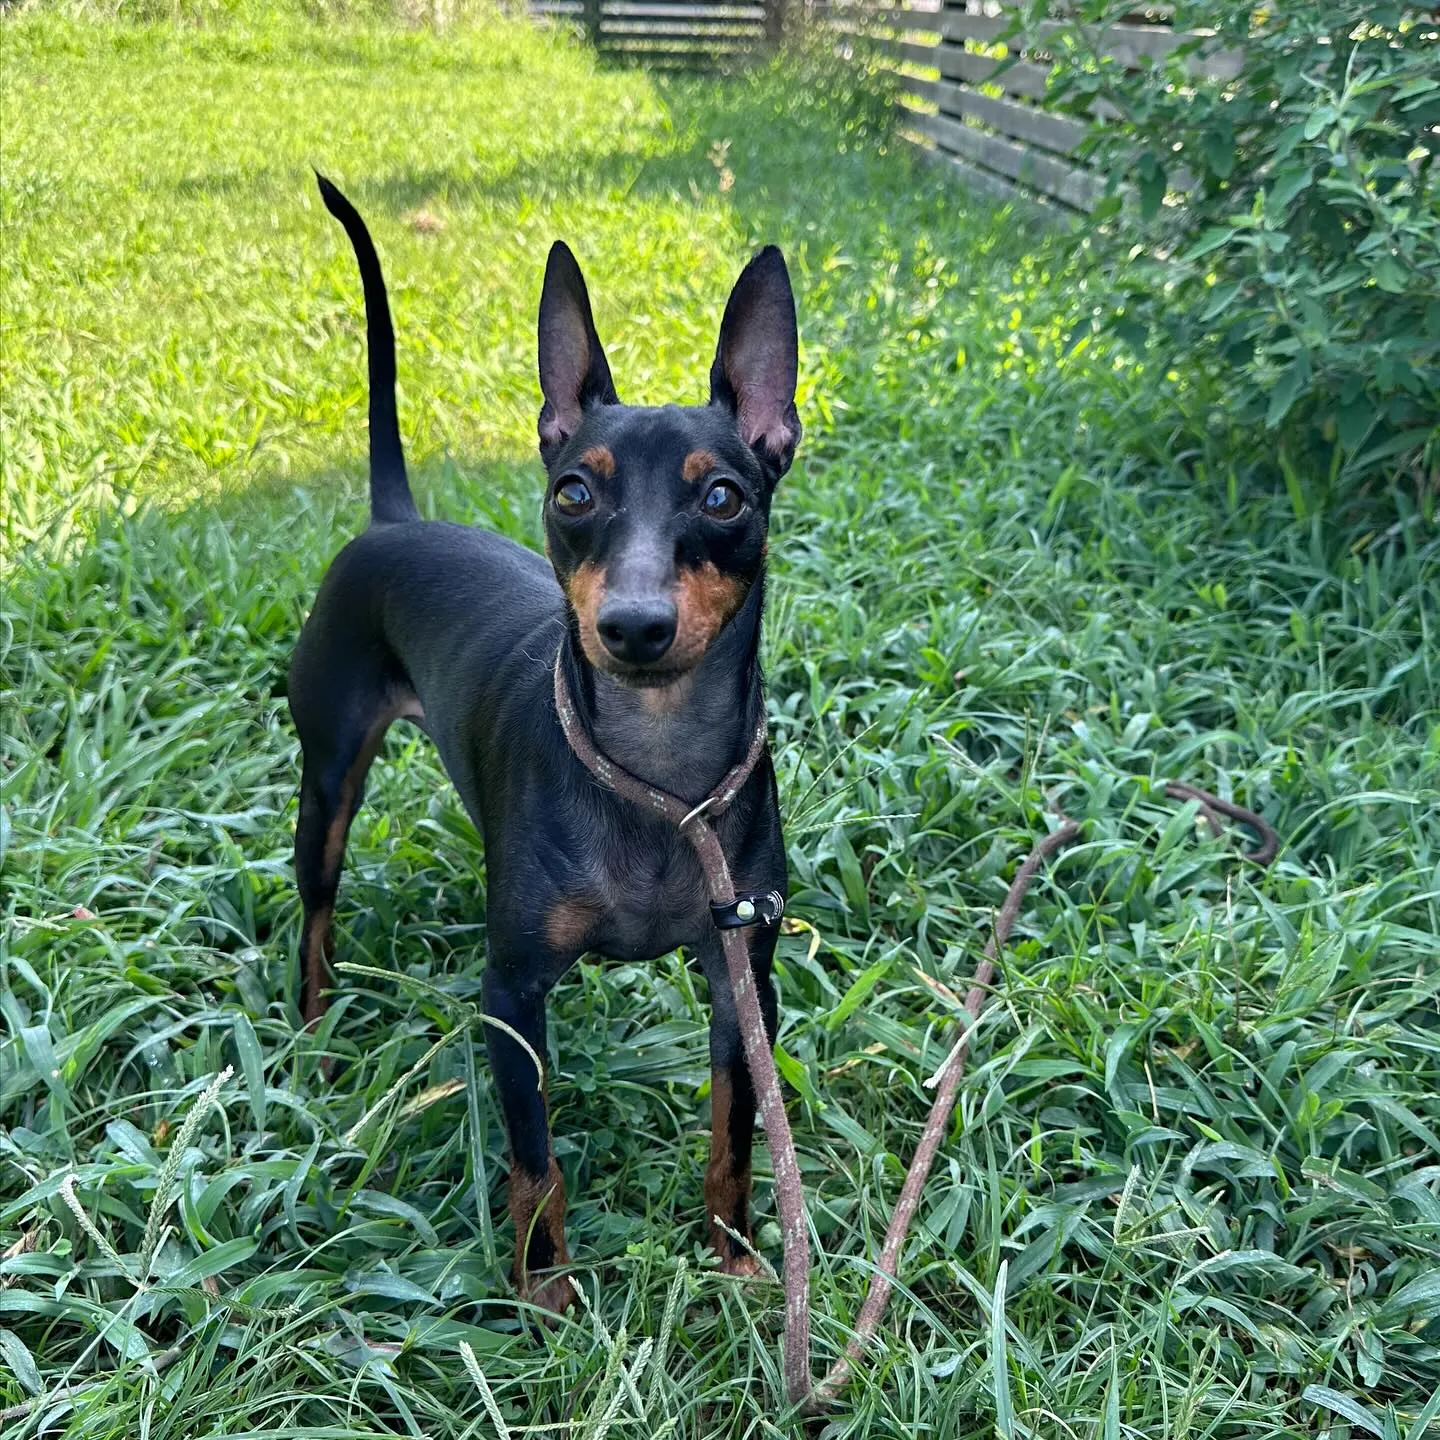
536, 243, 800, 688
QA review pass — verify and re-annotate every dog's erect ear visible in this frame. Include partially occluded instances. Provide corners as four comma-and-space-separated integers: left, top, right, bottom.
709, 246, 800, 480
537, 241, 618, 459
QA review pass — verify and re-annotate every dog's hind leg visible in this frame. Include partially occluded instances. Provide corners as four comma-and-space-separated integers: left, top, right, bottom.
291, 660, 421, 1028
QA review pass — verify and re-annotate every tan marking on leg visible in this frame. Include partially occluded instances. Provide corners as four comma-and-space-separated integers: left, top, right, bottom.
682, 449, 720, 484
579, 445, 615, 478
320, 790, 351, 882
671, 563, 749, 670
706, 1067, 758, 1275
301, 906, 335, 1028
564, 560, 609, 669
510, 1157, 572, 1311
545, 898, 600, 955
326, 696, 425, 868
305, 694, 424, 1029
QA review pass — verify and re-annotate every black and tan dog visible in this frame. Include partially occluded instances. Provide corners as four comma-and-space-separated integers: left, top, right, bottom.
290, 177, 800, 1310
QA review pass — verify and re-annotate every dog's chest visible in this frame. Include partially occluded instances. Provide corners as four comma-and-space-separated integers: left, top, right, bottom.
586, 825, 712, 960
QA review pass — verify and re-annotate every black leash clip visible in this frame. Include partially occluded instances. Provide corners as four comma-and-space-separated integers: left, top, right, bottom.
711, 889, 786, 930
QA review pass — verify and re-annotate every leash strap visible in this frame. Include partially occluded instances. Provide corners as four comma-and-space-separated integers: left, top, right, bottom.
552, 645, 813, 1399
552, 649, 768, 829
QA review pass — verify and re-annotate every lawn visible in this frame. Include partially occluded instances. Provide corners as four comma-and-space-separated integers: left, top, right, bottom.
3, 6, 1440, 1437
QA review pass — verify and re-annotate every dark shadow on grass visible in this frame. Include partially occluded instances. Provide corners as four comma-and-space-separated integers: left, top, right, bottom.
7, 449, 547, 973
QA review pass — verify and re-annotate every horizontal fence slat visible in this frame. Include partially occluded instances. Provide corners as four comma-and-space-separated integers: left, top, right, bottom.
905, 120, 1026, 204
940, 11, 1035, 48
604, 52, 731, 67
878, 5, 943, 29
828, 20, 918, 45
599, 37, 760, 46
600, 17, 764, 31
596, 34, 760, 49
866, 30, 1120, 121
917, 109, 1102, 211
598, 33, 763, 43
890, 38, 941, 67
597, 44, 759, 55
895, 73, 940, 105
600, 2, 767, 16
935, 80, 1086, 154
529, 0, 775, 67
600, 32, 760, 44
939, 44, 1120, 120
940, 11, 1242, 81
936, 43, 1051, 102
827, 4, 943, 28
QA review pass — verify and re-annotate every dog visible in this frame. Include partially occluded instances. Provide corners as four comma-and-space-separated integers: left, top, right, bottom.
289, 176, 801, 1310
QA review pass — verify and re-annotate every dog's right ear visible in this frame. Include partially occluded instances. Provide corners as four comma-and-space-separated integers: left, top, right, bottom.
537, 242, 618, 461
709, 246, 800, 483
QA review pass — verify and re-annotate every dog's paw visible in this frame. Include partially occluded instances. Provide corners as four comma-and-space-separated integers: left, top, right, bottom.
717, 1251, 763, 1279
521, 1271, 576, 1316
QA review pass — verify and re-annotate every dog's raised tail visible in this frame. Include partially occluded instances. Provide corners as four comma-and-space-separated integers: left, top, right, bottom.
315, 172, 418, 526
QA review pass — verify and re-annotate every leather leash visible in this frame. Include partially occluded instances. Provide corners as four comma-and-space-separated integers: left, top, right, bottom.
552, 647, 814, 1401
553, 644, 1280, 1410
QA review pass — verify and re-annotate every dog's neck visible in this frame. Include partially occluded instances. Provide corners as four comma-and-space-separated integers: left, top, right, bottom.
563, 575, 766, 805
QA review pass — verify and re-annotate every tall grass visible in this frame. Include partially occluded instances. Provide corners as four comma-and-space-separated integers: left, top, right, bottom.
3, 6, 1439, 1436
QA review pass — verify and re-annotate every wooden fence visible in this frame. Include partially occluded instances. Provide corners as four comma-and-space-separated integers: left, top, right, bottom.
825, 2, 1240, 215
531, 0, 786, 69
525, 0, 1237, 190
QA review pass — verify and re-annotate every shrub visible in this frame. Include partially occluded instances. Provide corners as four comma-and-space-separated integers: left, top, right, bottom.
1027, 1, 1440, 511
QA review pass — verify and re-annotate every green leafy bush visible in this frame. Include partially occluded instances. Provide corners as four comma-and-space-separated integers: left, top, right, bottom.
1029, 1, 1440, 510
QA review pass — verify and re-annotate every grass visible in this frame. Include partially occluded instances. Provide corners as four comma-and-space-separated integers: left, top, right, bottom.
3, 5, 1440, 1437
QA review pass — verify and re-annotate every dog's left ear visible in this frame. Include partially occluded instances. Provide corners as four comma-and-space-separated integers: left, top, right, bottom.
709, 246, 800, 481
538, 241, 619, 461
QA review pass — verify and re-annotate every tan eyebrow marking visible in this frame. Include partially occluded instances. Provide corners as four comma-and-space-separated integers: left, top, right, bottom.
579, 445, 615, 478
682, 449, 720, 484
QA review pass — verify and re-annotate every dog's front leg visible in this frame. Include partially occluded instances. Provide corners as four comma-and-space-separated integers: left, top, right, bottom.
483, 963, 571, 1312
698, 924, 779, 1276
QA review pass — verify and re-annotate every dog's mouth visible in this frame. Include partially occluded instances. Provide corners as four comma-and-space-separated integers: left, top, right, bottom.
591, 653, 697, 689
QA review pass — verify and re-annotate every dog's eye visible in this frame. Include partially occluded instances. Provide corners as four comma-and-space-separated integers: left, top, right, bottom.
702, 480, 745, 521
553, 477, 593, 515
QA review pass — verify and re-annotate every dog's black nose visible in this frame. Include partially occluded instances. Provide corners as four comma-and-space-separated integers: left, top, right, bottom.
596, 597, 677, 665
